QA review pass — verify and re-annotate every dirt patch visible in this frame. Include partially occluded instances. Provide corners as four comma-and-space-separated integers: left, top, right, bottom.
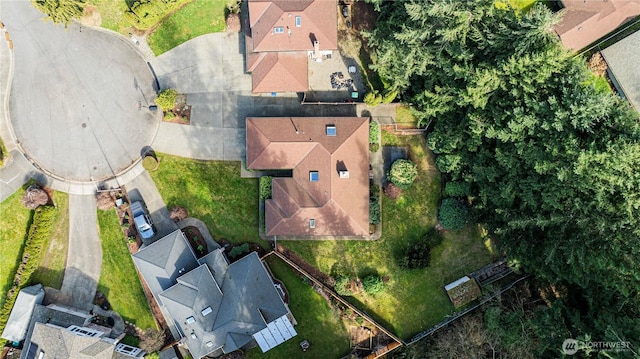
350, 1, 377, 32
182, 226, 208, 258
80, 5, 102, 27
226, 13, 241, 32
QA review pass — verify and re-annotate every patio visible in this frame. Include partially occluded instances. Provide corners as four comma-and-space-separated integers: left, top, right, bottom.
306, 51, 365, 103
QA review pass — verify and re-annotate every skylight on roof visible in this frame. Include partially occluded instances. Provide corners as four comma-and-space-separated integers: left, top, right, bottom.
326, 125, 336, 136
310, 219, 316, 229
186, 316, 195, 324
201, 306, 212, 316
309, 171, 319, 182
295, 16, 301, 27
274, 27, 284, 34
206, 341, 214, 347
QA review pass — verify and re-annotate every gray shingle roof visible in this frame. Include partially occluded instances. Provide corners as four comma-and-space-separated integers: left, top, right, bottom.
1, 284, 44, 342
132, 230, 199, 299
602, 30, 640, 113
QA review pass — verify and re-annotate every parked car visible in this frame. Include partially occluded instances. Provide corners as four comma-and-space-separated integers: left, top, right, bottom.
130, 201, 155, 239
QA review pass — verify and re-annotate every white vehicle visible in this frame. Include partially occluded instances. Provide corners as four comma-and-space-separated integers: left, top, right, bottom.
130, 201, 155, 239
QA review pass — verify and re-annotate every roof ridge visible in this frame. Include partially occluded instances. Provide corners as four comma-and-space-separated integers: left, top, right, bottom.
328, 117, 367, 154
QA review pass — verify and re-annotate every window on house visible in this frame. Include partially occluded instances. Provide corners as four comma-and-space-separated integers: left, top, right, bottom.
274, 27, 284, 34
309, 171, 319, 182
295, 16, 301, 27
310, 219, 316, 228
326, 125, 336, 136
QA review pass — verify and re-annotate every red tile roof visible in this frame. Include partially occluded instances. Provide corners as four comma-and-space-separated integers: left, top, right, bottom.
554, 0, 640, 51
246, 0, 338, 93
246, 117, 370, 237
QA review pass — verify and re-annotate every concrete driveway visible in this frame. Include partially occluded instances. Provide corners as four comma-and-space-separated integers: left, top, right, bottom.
149, 33, 367, 160
60, 194, 102, 311
3, 0, 159, 182
126, 171, 177, 246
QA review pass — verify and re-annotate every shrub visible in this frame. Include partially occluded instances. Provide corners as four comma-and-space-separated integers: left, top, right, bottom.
369, 200, 381, 224
400, 229, 443, 269
229, 243, 250, 259
260, 176, 272, 200
438, 198, 469, 230
369, 121, 380, 144
383, 182, 402, 199
169, 206, 188, 222
363, 92, 382, 107
444, 181, 471, 197
0, 205, 57, 336
226, 0, 241, 14
96, 191, 115, 211
388, 159, 418, 190
156, 88, 177, 111
22, 184, 49, 209
370, 143, 380, 153
139, 328, 165, 353
382, 89, 398, 104
335, 277, 354, 296
164, 110, 175, 120
362, 275, 384, 295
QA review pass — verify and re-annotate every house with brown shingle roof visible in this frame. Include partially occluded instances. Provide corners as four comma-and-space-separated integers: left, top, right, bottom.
245, 0, 338, 93
554, 0, 640, 52
246, 117, 370, 237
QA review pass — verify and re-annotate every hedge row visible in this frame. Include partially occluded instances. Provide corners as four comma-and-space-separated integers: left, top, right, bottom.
0, 205, 57, 342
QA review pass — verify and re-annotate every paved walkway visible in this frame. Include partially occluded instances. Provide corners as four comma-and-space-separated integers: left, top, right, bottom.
60, 194, 102, 312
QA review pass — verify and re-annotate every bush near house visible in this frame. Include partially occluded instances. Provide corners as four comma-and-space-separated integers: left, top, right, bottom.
260, 176, 272, 200
388, 159, 418, 190
364, 91, 383, 107
438, 198, 469, 230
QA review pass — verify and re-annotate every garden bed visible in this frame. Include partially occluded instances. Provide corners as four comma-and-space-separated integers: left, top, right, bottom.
182, 226, 207, 258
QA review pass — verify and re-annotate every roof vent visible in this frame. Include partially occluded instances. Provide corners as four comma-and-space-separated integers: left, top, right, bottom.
326, 125, 336, 136
339, 170, 350, 179
201, 306, 212, 316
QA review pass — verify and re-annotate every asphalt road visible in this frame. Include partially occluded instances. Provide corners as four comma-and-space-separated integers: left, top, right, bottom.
3, 0, 159, 182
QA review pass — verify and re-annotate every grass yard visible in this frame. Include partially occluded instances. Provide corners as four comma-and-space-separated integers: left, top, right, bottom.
147, 0, 226, 55
86, 0, 129, 34
246, 256, 351, 359
97, 210, 156, 329
149, 154, 267, 248
30, 192, 69, 289
284, 133, 497, 339
0, 190, 33, 308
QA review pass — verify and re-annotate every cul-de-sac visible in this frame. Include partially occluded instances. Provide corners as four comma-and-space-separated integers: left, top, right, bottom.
0, 0, 639, 358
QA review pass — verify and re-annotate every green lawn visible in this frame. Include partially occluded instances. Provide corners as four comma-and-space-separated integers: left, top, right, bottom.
97, 210, 156, 329
149, 155, 268, 248
147, 0, 226, 55
86, 0, 129, 34
284, 133, 497, 339
30, 192, 69, 289
246, 256, 351, 359
0, 190, 33, 307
